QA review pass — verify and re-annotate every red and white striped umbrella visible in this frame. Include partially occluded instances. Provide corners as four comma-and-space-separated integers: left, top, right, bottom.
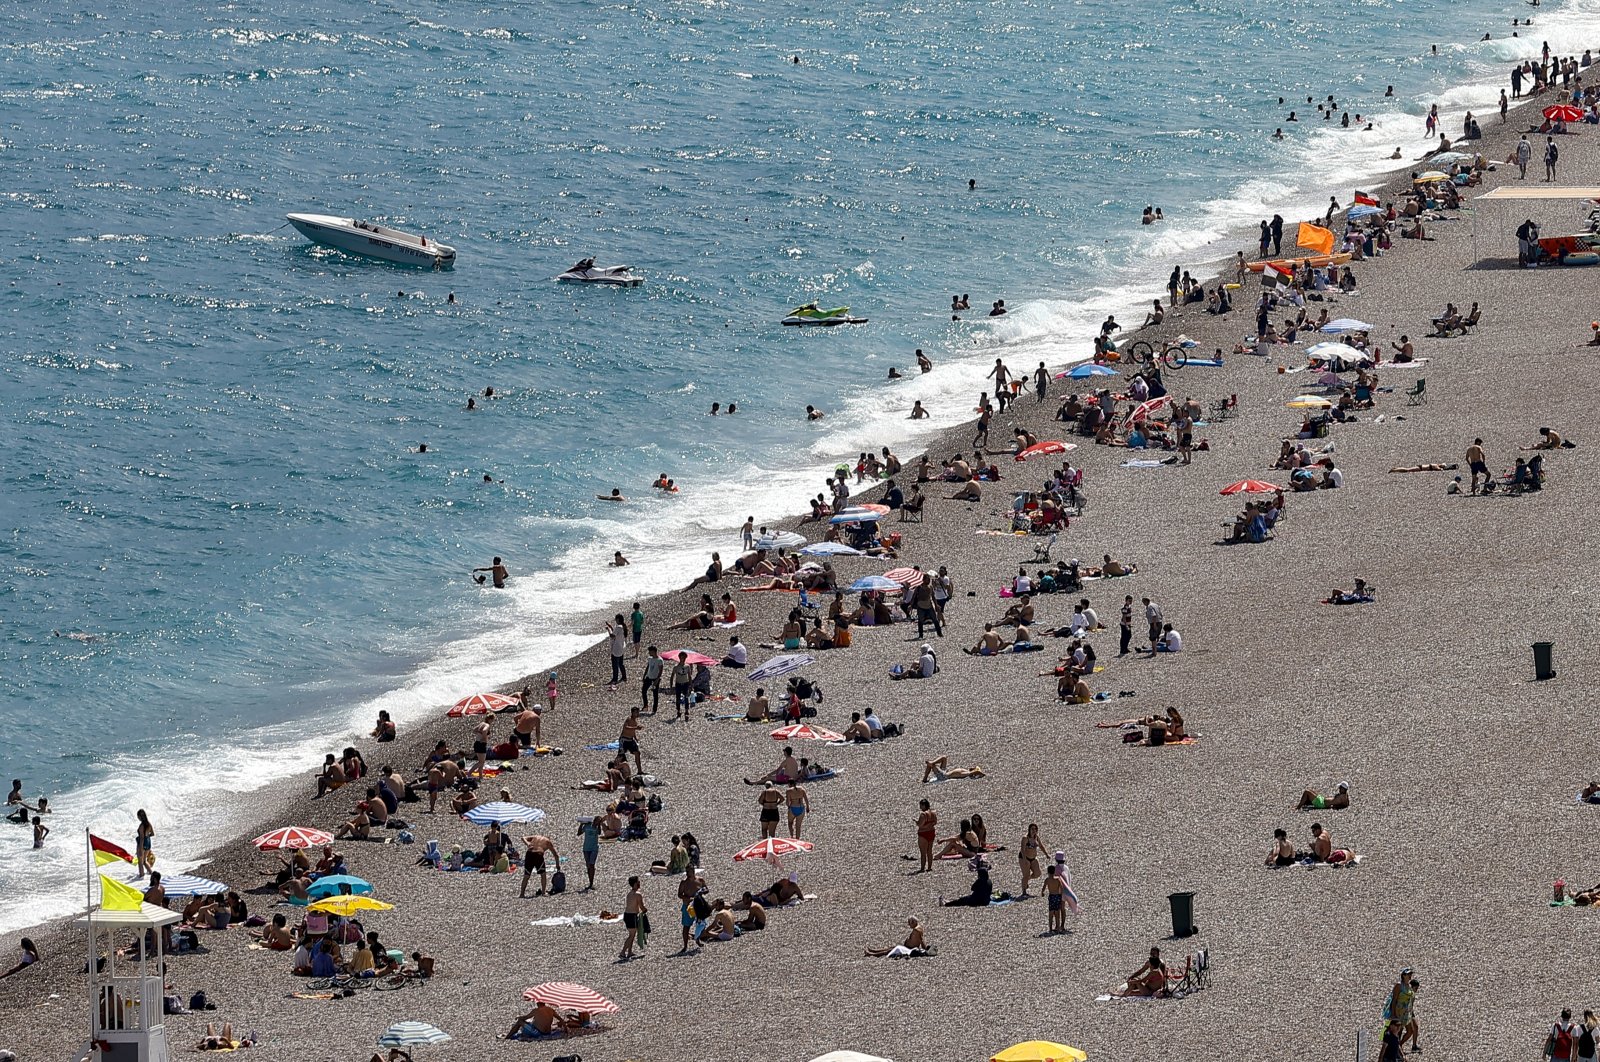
883, 567, 925, 588
733, 837, 814, 863
770, 724, 844, 742
522, 982, 620, 1015
446, 691, 521, 718
251, 826, 335, 851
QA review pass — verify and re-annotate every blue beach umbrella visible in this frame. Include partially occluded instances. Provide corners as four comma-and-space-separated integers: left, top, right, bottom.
305, 874, 374, 899
376, 1022, 451, 1048
461, 801, 546, 826
849, 575, 901, 592
152, 874, 229, 897
1059, 363, 1121, 379
798, 542, 862, 556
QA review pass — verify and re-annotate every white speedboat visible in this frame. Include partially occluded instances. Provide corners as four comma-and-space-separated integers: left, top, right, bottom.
286, 213, 456, 269
555, 260, 643, 286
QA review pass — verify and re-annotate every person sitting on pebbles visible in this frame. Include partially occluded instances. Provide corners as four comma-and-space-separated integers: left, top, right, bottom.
865, 916, 930, 957
1299, 782, 1351, 810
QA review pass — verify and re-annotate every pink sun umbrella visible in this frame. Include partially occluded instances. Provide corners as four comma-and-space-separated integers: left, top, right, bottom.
770, 724, 844, 742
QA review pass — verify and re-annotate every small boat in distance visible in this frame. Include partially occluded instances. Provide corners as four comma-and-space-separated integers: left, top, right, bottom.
286, 213, 456, 269
555, 259, 643, 286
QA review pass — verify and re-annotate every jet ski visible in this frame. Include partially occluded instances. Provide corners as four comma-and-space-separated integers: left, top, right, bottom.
782, 303, 867, 327
556, 259, 643, 287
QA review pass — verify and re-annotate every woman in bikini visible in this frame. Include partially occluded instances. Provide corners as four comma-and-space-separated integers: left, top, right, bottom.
1018, 823, 1045, 897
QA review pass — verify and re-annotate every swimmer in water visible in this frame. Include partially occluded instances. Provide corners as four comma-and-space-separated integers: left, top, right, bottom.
473, 557, 510, 588
597, 488, 626, 502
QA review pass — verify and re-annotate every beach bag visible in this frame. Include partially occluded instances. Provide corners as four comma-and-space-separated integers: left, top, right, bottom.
549, 871, 567, 895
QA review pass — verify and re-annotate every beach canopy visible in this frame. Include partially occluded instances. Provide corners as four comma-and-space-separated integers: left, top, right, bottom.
1059, 363, 1119, 379
145, 873, 228, 897
1320, 318, 1372, 333
771, 723, 844, 742
1219, 479, 1280, 495
522, 981, 620, 1015
754, 531, 806, 550
376, 1022, 451, 1048
748, 654, 815, 682
1286, 394, 1333, 408
799, 542, 862, 557
312, 895, 394, 916
809, 1054, 893, 1062
1015, 440, 1072, 461
831, 509, 882, 524
849, 575, 902, 592
733, 837, 814, 863
305, 874, 374, 899
447, 691, 520, 718
991, 1043, 1088, 1062
462, 801, 546, 826
252, 826, 334, 851
666, 649, 718, 666
1545, 103, 1584, 122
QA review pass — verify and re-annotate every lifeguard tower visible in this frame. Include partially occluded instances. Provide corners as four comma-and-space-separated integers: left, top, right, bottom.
75, 901, 180, 1062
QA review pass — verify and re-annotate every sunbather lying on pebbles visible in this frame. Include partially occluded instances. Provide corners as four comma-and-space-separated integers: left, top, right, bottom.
922, 757, 986, 782
1298, 782, 1350, 809
865, 916, 930, 957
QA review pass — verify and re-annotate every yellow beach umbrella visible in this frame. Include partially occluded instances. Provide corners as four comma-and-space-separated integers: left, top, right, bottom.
1286, 394, 1332, 409
308, 895, 394, 916
991, 1042, 1088, 1062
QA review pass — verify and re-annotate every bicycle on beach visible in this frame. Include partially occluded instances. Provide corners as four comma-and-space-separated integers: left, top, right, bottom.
1123, 339, 1187, 369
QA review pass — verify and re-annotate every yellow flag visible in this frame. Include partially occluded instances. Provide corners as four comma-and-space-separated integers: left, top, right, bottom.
99, 873, 145, 911
1296, 222, 1335, 256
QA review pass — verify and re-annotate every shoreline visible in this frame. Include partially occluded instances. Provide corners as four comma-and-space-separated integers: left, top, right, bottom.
9, 31, 1600, 1062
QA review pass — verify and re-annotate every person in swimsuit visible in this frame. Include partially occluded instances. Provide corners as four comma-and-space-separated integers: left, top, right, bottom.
1266, 827, 1296, 866
757, 784, 784, 839
1019, 824, 1044, 897
1297, 782, 1350, 810
916, 799, 937, 872
784, 781, 809, 839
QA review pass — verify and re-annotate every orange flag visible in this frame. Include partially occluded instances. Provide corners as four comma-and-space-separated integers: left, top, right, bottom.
1297, 222, 1335, 256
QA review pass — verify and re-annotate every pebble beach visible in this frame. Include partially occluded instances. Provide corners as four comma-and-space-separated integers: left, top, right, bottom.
8, 28, 1600, 1062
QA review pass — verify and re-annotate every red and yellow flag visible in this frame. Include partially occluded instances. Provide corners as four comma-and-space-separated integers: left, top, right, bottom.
90, 834, 133, 866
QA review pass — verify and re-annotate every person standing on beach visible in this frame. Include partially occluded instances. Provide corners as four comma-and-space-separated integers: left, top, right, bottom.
620, 875, 646, 959
135, 809, 155, 879
577, 817, 600, 890
1466, 438, 1490, 494
916, 799, 937, 873
630, 602, 645, 659
641, 646, 663, 714
1270, 214, 1284, 256
1516, 134, 1532, 178
671, 652, 692, 720
606, 615, 628, 689
620, 707, 644, 776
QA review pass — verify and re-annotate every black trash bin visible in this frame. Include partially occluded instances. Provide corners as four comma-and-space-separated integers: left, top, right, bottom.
1168, 890, 1197, 938
1533, 641, 1556, 681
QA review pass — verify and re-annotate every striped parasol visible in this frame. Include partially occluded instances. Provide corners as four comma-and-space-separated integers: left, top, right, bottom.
376, 1021, 451, 1048
522, 981, 620, 1015
251, 826, 334, 851
733, 837, 814, 863
770, 723, 844, 742
461, 801, 546, 826
446, 691, 520, 718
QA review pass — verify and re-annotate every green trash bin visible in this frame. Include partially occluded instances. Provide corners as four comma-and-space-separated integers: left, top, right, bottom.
1533, 641, 1555, 681
1168, 890, 1197, 938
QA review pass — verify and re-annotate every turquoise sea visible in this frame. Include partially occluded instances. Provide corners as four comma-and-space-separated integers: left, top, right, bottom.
2, 0, 1590, 929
